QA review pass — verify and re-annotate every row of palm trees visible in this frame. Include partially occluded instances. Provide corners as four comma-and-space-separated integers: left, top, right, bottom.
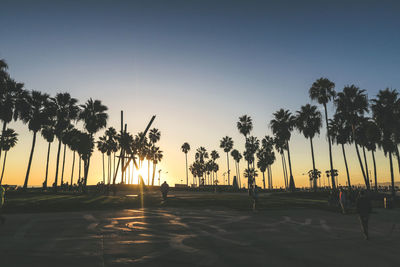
1, 58, 164, 189
182, 78, 399, 196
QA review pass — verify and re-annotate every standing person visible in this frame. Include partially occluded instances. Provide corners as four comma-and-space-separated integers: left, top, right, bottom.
0, 185, 5, 224
160, 181, 169, 201
356, 190, 372, 240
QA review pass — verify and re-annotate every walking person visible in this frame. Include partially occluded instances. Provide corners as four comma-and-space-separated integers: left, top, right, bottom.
0, 185, 6, 224
160, 181, 169, 201
356, 190, 372, 240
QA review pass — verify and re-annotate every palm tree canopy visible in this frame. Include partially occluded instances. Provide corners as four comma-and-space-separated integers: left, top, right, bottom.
295, 104, 322, 139
309, 77, 336, 105
328, 113, 352, 145
210, 150, 220, 161
270, 109, 296, 142
0, 77, 25, 124
230, 149, 242, 162
19, 90, 51, 132
195, 147, 209, 164
79, 98, 108, 135
237, 115, 253, 137
0, 128, 18, 151
220, 136, 233, 153
52, 93, 80, 137
181, 142, 190, 154
335, 85, 369, 126
149, 128, 161, 144
243, 167, 258, 179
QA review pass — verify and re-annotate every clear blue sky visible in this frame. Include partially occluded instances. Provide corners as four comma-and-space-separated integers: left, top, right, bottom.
1, 0, 400, 187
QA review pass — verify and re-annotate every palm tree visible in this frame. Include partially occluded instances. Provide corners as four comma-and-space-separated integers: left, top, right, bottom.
60, 126, 73, 186
0, 77, 25, 161
329, 113, 352, 189
335, 85, 370, 189
244, 136, 259, 189
243, 167, 258, 186
151, 146, 163, 185
295, 104, 322, 190
52, 93, 79, 188
195, 147, 208, 185
181, 142, 190, 185
270, 109, 296, 191
365, 120, 381, 191
230, 149, 242, 188
309, 78, 336, 189
105, 127, 118, 184
220, 136, 233, 185
210, 150, 220, 185
256, 149, 268, 189
237, 115, 253, 184
41, 124, 56, 189
260, 136, 276, 189
274, 136, 289, 189
371, 88, 399, 196
79, 99, 108, 189
19, 91, 50, 188
76, 131, 94, 189
0, 129, 18, 185
148, 128, 161, 184
67, 128, 80, 187
97, 135, 107, 184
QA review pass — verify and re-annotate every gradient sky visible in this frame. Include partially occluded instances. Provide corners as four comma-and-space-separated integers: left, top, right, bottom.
1, 0, 400, 187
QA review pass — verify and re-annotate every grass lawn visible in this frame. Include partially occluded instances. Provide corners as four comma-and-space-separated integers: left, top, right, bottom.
2, 189, 397, 214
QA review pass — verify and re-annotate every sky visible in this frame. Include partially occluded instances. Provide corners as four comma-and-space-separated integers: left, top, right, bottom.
1, 0, 400, 188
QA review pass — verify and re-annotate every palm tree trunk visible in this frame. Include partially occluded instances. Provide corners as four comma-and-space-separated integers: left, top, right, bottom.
152, 162, 156, 186
309, 137, 317, 190
44, 142, 51, 189
354, 142, 369, 190
286, 141, 295, 191
185, 153, 188, 186
362, 146, 370, 187
371, 150, 377, 191
226, 152, 230, 185
269, 165, 273, 189
389, 152, 395, 197
54, 139, 62, 188
262, 171, 266, 189
147, 160, 150, 185
0, 121, 7, 160
78, 155, 81, 182
61, 144, 66, 186
0, 151, 8, 185
70, 151, 75, 186
113, 152, 116, 181
341, 144, 351, 189
102, 153, 105, 184
108, 155, 111, 184
323, 103, 336, 189
281, 153, 287, 189
23, 131, 37, 188
267, 166, 271, 189
395, 146, 400, 174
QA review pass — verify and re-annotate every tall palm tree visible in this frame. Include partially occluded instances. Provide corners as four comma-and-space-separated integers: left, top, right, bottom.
309, 78, 336, 189
371, 88, 399, 196
220, 136, 233, 185
19, 91, 50, 188
365, 120, 381, 191
270, 109, 296, 191
181, 142, 190, 185
243, 167, 258, 186
295, 104, 322, 190
148, 128, 161, 183
105, 127, 118, 184
79, 99, 108, 188
256, 148, 268, 189
41, 124, 56, 189
52, 93, 79, 188
237, 115, 253, 184
210, 150, 220, 185
244, 136, 259, 188
0, 128, 18, 185
260, 136, 276, 189
335, 85, 370, 189
274, 136, 289, 189
67, 128, 80, 187
60, 126, 73, 186
97, 135, 107, 184
195, 147, 208, 185
0, 77, 25, 160
151, 146, 163, 185
329, 113, 352, 189
230, 149, 242, 188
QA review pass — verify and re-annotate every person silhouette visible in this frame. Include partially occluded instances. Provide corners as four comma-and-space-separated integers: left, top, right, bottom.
356, 190, 372, 240
160, 181, 169, 201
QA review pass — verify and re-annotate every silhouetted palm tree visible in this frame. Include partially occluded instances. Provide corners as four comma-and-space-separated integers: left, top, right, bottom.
270, 109, 296, 191
67, 128, 80, 187
230, 149, 242, 188
210, 150, 220, 185
260, 136, 276, 189
52, 93, 79, 188
244, 136, 259, 188
41, 123, 56, 189
19, 91, 51, 188
309, 78, 336, 189
243, 167, 258, 186
237, 115, 253, 185
105, 127, 118, 184
295, 104, 322, 190
151, 146, 163, 185
97, 135, 107, 184
274, 136, 288, 189
220, 136, 233, 185
335, 85, 370, 189
181, 142, 190, 186
365, 120, 381, 191
79, 99, 108, 189
329, 113, 352, 189
0, 128, 18, 185
371, 88, 399, 196
0, 77, 25, 160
